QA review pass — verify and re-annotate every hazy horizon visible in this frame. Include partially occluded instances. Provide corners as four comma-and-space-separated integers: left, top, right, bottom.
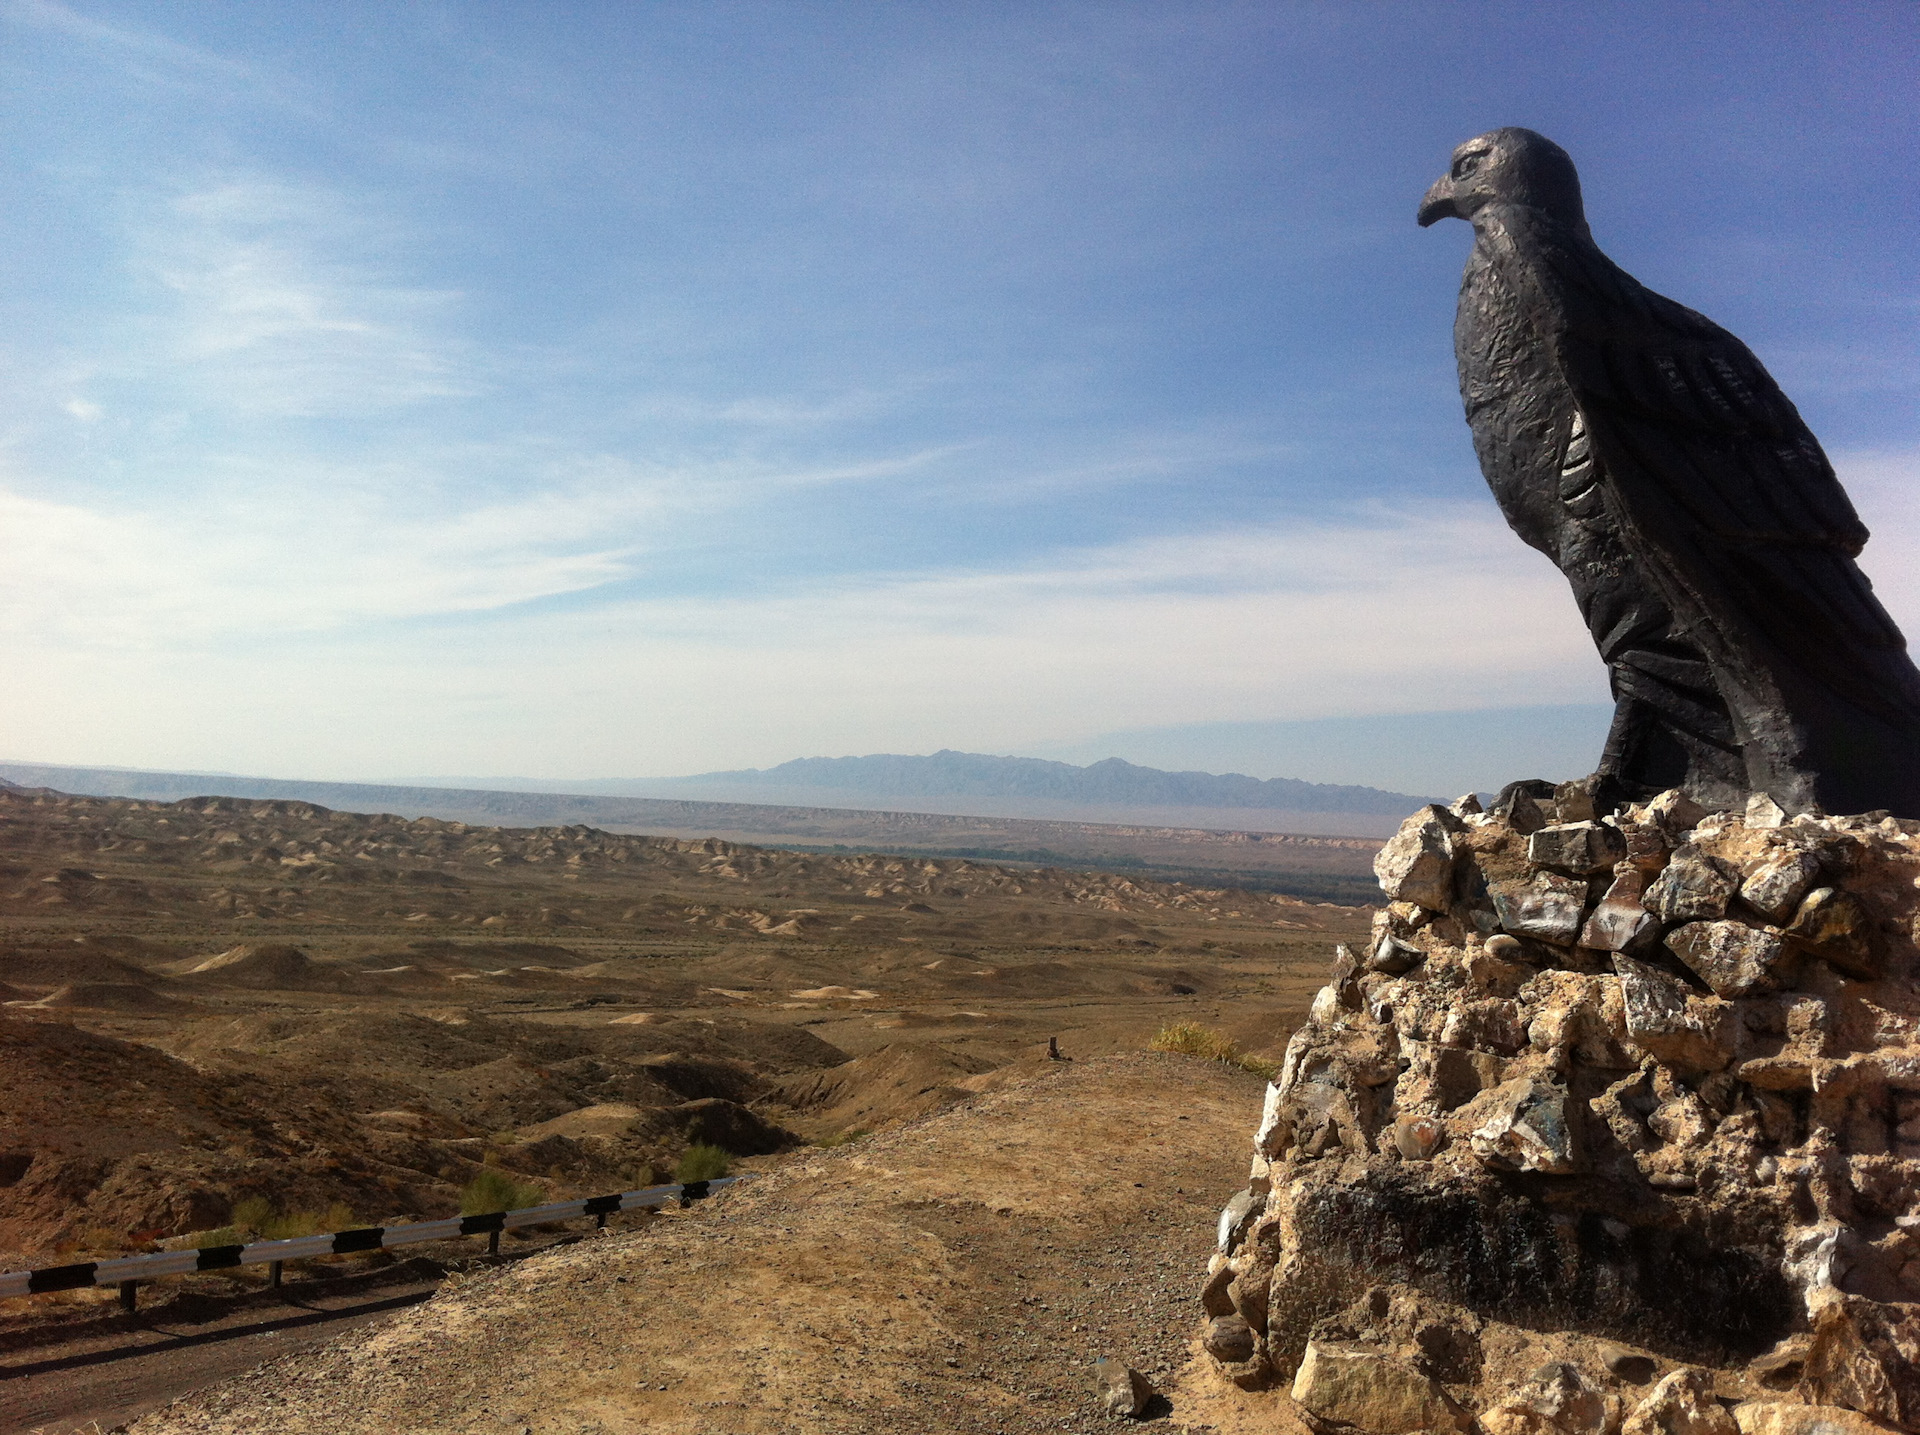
5, 698, 1612, 801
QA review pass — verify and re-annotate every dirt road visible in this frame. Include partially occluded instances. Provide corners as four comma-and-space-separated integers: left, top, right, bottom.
0, 1274, 440, 1435
123, 1053, 1305, 1435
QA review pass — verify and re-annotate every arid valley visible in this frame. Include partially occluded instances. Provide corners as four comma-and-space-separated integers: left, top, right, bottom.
0, 778, 1370, 1433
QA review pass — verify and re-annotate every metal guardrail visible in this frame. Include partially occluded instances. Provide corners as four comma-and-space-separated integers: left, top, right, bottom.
0, 1176, 743, 1308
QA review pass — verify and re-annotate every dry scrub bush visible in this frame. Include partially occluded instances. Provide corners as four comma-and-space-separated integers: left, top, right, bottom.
674, 1144, 732, 1182
1149, 1020, 1279, 1081
63, 1224, 139, 1257
174, 1198, 363, 1251
460, 1170, 547, 1216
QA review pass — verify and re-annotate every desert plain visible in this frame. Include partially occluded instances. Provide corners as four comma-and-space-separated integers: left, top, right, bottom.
0, 778, 1372, 1433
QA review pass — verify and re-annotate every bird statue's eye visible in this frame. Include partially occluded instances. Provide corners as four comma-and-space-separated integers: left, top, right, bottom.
1452, 152, 1484, 180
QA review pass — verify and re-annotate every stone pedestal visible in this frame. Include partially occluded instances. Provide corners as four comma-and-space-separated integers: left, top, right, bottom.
1203, 785, 1920, 1432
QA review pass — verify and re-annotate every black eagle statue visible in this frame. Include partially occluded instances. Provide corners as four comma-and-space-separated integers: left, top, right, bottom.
1419, 127, 1920, 819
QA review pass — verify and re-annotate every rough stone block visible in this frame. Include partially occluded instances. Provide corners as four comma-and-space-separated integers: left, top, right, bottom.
1217, 1187, 1260, 1255
1499, 786, 1553, 834
1328, 942, 1365, 1008
1469, 1077, 1579, 1174
1555, 779, 1600, 823
1524, 972, 1635, 1068
1646, 846, 1737, 923
1530, 821, 1628, 875
1289, 1339, 1469, 1433
1202, 1312, 1255, 1364
1615, 956, 1734, 1072
1430, 1044, 1507, 1110
1620, 821, 1673, 872
1799, 1295, 1920, 1430
1485, 1360, 1619, 1435
1745, 1334, 1810, 1392
1369, 933, 1425, 974
1645, 789, 1708, 831
1738, 1058, 1810, 1107
1309, 982, 1344, 1024
1228, 1266, 1269, 1335
1492, 871, 1588, 945
1597, 1342, 1658, 1384
1622, 1367, 1736, 1435
1582, 868, 1658, 952
1466, 945, 1531, 996
1647, 1087, 1714, 1149
1222, 1354, 1275, 1391
1668, 920, 1794, 998
1785, 888, 1878, 980
1392, 1112, 1444, 1160
1741, 849, 1823, 923
1255, 1081, 1293, 1158
1374, 805, 1463, 911
1092, 1357, 1154, 1418
1592, 1067, 1657, 1155
1200, 1261, 1236, 1317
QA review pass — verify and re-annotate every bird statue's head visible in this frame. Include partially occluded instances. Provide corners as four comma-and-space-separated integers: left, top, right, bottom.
1417, 128, 1588, 234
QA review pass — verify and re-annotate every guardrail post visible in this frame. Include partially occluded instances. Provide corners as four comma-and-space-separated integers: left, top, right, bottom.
488, 1229, 500, 1256
118, 1280, 137, 1313
269, 1260, 283, 1289
596, 1211, 607, 1230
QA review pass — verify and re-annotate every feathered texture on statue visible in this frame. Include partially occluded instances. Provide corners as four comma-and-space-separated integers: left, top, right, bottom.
1419, 127, 1920, 818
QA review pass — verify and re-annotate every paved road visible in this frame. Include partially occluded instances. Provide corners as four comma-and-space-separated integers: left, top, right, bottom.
0, 1275, 440, 1435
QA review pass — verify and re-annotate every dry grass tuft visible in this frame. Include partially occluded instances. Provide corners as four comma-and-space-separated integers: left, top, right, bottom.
1149, 1020, 1279, 1081
675, 1144, 732, 1182
459, 1171, 546, 1216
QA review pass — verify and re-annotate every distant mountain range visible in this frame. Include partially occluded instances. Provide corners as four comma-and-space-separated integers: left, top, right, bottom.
0, 758, 1402, 892
0, 750, 1434, 843
676, 750, 1431, 814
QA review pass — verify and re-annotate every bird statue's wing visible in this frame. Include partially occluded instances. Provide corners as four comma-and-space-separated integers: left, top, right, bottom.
1510, 226, 1916, 722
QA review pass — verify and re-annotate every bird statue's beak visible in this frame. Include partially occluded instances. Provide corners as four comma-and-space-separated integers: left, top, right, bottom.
1417, 175, 1458, 227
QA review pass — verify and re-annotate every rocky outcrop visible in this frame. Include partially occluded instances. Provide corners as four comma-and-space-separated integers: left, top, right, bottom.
1201, 781, 1920, 1431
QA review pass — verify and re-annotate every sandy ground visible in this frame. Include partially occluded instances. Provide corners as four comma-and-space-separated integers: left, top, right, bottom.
124, 1053, 1306, 1435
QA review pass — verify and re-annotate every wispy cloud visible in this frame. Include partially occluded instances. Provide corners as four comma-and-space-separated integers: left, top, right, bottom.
0, 481, 631, 642
0, 439, 970, 644
13, 467, 1917, 781
0, 496, 1612, 774
4, 0, 255, 81
115, 179, 477, 417
538, 505, 1604, 733
624, 390, 900, 429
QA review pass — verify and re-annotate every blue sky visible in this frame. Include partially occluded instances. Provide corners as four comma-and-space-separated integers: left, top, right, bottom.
3, 0, 1916, 793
